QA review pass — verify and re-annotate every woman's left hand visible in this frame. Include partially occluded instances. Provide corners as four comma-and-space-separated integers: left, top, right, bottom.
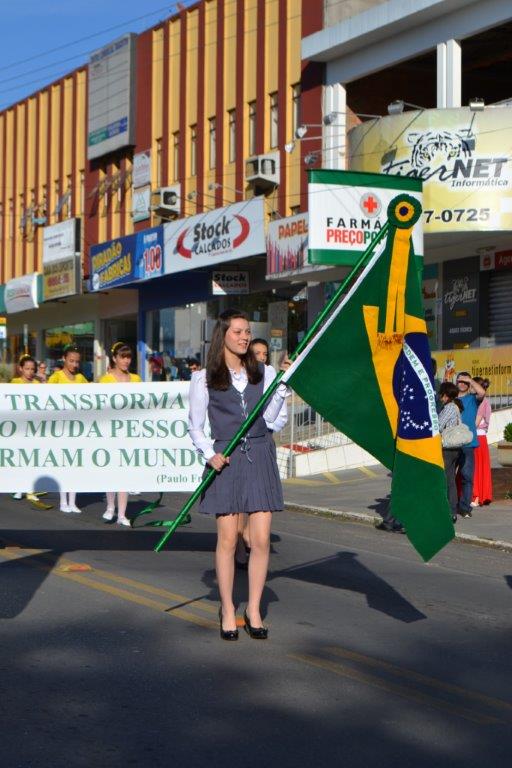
279, 356, 292, 372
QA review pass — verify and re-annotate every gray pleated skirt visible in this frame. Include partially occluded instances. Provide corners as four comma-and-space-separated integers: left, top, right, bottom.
199, 434, 283, 516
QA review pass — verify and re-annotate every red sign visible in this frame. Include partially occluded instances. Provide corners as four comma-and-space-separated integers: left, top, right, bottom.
496, 250, 512, 270
480, 249, 512, 271
360, 192, 381, 217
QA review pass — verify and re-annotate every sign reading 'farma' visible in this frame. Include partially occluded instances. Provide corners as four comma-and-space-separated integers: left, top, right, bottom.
307, 169, 423, 266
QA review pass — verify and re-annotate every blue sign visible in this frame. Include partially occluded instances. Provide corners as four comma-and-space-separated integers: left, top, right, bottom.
89, 226, 164, 291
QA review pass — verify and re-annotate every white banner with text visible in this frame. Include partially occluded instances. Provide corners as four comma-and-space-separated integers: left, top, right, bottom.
0, 383, 205, 493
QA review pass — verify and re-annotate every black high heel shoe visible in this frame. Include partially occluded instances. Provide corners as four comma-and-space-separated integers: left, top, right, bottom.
243, 610, 268, 640
219, 608, 239, 641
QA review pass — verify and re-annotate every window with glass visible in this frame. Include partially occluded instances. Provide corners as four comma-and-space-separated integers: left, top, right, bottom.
156, 137, 163, 188
146, 303, 208, 381
173, 132, 180, 181
270, 92, 279, 148
209, 117, 216, 169
248, 101, 257, 155
228, 109, 236, 163
292, 84, 301, 138
190, 125, 197, 177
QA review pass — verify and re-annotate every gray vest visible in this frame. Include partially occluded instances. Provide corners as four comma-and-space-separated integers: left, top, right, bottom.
208, 367, 267, 442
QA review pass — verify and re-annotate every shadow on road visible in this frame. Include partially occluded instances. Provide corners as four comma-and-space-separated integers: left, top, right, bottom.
0, 551, 59, 619
272, 551, 426, 623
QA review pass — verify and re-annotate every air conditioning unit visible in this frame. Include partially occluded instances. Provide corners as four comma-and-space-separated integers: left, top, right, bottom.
245, 152, 280, 192
151, 185, 181, 217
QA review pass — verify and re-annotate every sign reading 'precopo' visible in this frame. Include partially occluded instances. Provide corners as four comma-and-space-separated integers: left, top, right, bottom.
307, 169, 423, 267
164, 198, 266, 274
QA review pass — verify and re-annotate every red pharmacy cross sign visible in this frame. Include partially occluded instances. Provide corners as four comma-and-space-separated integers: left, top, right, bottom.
360, 193, 381, 217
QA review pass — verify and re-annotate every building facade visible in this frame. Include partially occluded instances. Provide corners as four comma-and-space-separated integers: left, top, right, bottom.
0, 0, 324, 379
301, 0, 512, 372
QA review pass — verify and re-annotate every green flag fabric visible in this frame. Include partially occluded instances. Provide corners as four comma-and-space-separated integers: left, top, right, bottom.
282, 195, 454, 561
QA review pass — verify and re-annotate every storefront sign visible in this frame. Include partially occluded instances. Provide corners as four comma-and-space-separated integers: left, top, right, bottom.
43, 219, 79, 263
132, 150, 151, 188
480, 249, 512, 271
348, 107, 512, 234
89, 226, 164, 290
267, 213, 309, 277
0, 383, 204, 492
43, 219, 81, 300
5, 274, 39, 314
432, 345, 512, 387
307, 169, 423, 265
164, 198, 266, 274
87, 34, 136, 160
43, 259, 79, 301
211, 270, 249, 295
132, 185, 151, 223
422, 264, 440, 349
442, 258, 479, 349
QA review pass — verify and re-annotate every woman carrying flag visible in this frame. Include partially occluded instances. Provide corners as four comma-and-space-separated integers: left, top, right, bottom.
99, 342, 141, 526
188, 309, 289, 641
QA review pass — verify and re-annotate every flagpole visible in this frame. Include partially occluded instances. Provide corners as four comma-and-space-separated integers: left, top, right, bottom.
153, 222, 390, 552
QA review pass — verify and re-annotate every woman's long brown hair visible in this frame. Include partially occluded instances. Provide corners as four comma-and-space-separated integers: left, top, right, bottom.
206, 309, 262, 391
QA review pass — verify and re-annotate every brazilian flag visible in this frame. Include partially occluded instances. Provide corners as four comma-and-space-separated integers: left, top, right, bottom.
283, 195, 454, 561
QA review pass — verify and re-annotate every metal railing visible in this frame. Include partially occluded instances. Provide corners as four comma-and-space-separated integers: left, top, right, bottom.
274, 378, 512, 479
274, 391, 354, 479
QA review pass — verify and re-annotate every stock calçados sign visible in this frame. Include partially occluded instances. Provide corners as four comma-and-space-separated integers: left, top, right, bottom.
164, 198, 266, 273
89, 226, 164, 290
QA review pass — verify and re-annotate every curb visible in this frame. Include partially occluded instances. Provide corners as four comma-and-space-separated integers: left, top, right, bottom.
284, 502, 512, 554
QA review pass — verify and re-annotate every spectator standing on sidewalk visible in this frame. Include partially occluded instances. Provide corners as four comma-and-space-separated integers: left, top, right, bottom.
438, 382, 464, 524
455, 372, 486, 518
472, 376, 493, 508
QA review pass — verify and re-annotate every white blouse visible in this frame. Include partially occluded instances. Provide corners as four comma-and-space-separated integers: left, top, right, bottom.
188, 366, 289, 460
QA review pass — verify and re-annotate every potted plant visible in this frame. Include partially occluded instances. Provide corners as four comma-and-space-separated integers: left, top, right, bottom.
497, 423, 512, 467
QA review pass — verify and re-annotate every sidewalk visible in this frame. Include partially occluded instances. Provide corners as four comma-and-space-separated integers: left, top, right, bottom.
282, 448, 512, 553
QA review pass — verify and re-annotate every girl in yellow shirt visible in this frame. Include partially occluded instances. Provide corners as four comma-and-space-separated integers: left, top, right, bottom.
11, 355, 44, 503
99, 342, 141, 526
48, 345, 87, 513
11, 354, 41, 384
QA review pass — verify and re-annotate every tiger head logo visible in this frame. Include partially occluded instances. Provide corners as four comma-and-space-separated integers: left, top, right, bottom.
407, 129, 474, 172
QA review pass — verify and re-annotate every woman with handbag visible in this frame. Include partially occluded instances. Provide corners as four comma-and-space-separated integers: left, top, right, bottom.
438, 382, 472, 524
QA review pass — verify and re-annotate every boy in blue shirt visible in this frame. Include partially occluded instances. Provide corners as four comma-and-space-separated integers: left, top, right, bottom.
455, 372, 486, 518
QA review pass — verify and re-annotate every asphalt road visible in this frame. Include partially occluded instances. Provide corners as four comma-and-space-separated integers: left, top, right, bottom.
2, 493, 512, 768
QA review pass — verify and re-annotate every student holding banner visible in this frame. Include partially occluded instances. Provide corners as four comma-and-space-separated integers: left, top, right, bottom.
189, 310, 289, 641
11, 355, 43, 503
48, 345, 88, 514
99, 343, 142, 526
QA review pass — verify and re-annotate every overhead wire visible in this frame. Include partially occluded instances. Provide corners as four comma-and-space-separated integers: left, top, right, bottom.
0, 4, 300, 106
0, 3, 189, 75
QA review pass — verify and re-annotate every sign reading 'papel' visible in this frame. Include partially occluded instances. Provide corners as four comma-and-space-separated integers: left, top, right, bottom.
0, 383, 205, 492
